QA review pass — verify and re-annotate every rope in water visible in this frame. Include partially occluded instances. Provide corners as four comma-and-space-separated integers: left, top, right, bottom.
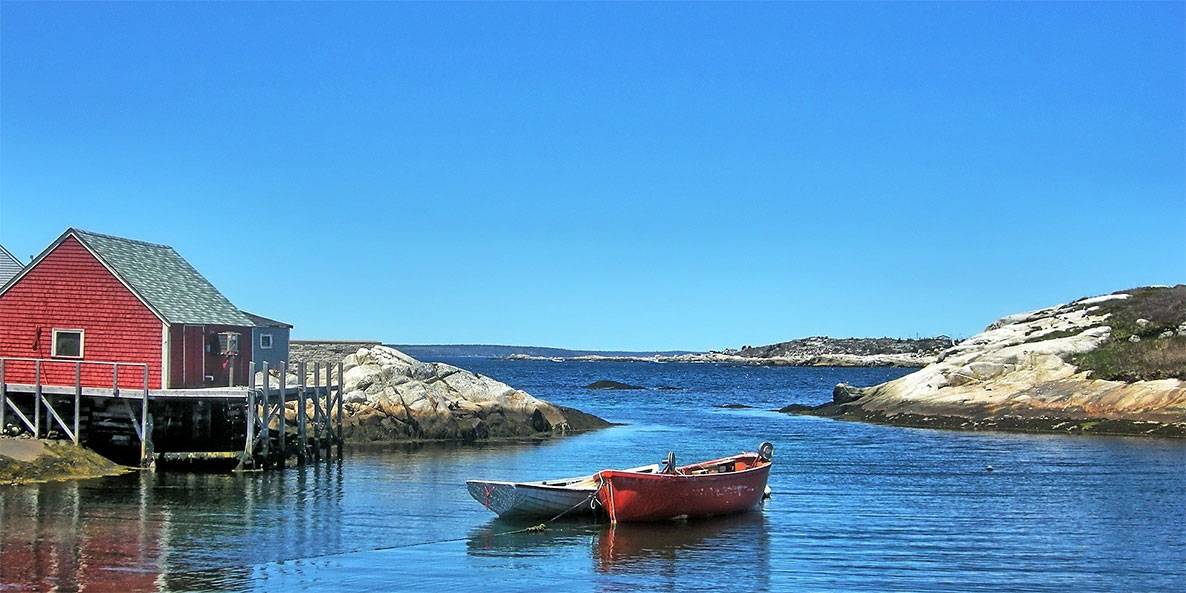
270, 491, 603, 565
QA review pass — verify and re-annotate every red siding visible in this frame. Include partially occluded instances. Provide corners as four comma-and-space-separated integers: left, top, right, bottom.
0, 236, 165, 389
168, 324, 252, 388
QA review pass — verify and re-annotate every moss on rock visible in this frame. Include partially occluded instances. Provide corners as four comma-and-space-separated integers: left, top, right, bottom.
0, 439, 129, 485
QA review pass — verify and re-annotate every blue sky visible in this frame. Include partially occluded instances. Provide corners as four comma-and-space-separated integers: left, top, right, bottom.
1, 3, 1182, 351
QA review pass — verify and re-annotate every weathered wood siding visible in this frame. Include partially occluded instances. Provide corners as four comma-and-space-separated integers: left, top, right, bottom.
0, 236, 164, 388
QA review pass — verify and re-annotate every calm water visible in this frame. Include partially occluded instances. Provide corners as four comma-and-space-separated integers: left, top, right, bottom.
2, 359, 1184, 593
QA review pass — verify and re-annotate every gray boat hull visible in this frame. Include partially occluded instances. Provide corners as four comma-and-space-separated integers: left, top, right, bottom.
467, 464, 659, 519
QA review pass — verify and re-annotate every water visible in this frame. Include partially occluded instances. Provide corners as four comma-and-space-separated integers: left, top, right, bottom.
2, 360, 1184, 592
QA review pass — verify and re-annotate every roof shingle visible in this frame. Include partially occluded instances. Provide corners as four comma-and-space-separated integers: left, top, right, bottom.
73, 229, 254, 326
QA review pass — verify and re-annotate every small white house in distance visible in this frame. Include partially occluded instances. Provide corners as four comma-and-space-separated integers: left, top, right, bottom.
0, 244, 23, 287
241, 310, 292, 372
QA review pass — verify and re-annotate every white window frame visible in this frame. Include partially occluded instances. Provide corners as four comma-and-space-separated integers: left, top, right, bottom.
260, 333, 273, 350
51, 328, 85, 359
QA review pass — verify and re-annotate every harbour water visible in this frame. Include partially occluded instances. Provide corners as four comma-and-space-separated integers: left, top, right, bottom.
2, 359, 1184, 592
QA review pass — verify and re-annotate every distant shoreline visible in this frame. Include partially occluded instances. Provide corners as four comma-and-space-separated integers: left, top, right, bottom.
501, 352, 933, 368
396, 336, 954, 368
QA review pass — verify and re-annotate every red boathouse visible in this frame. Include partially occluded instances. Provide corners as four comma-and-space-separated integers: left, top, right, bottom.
0, 228, 267, 390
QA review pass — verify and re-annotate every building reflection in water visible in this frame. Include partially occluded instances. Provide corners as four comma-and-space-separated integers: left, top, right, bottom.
0, 462, 347, 593
0, 476, 166, 592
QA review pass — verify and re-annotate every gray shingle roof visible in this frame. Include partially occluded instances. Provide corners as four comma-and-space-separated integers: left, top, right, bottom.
0, 244, 22, 288
241, 310, 293, 328
73, 229, 254, 326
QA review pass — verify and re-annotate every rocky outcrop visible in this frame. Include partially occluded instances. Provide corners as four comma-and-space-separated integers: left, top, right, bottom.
729, 336, 955, 366
290, 346, 610, 443
289, 340, 381, 362
786, 286, 1186, 438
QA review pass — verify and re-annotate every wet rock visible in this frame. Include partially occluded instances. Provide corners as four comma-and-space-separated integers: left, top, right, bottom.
585, 380, 645, 390
777, 403, 817, 413
717, 403, 754, 409
832, 383, 864, 404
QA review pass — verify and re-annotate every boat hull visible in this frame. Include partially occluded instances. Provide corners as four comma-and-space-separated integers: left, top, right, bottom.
597, 454, 771, 523
466, 480, 596, 518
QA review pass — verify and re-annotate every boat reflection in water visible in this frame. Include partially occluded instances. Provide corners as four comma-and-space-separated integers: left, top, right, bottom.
467, 510, 771, 588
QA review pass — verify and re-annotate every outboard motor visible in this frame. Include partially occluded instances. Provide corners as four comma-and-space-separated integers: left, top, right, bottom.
758, 441, 774, 462
662, 451, 678, 474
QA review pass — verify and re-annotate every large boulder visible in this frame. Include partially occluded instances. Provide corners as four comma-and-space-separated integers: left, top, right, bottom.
306, 346, 609, 443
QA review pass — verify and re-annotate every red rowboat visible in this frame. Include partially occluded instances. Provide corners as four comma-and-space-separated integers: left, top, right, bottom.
596, 443, 773, 523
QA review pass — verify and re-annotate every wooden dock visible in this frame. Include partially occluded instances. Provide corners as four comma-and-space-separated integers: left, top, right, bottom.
0, 357, 345, 470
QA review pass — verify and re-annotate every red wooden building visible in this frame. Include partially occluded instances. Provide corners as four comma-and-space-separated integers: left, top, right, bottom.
0, 228, 274, 390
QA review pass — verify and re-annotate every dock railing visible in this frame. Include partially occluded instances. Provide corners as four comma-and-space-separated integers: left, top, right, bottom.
0, 357, 152, 466
244, 360, 344, 469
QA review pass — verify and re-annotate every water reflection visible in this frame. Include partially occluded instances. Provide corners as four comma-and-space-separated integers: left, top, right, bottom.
466, 510, 771, 590
0, 462, 350, 593
594, 512, 770, 573
0, 478, 164, 592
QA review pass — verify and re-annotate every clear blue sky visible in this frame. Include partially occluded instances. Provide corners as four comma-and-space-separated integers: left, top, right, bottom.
1, 3, 1183, 351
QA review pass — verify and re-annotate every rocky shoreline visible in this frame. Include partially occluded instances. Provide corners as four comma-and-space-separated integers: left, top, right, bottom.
784, 286, 1186, 438
505, 336, 954, 368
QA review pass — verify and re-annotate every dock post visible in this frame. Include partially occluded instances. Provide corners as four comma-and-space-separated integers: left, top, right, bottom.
141, 365, 153, 469
34, 360, 41, 438
261, 362, 270, 466
279, 360, 287, 463
245, 365, 256, 468
74, 363, 81, 445
336, 362, 344, 459
312, 362, 322, 462
297, 361, 307, 465
1, 359, 6, 434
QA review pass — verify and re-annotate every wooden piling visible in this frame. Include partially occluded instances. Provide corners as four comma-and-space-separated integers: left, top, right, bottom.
245, 365, 256, 468
261, 361, 270, 465
312, 362, 322, 462
1, 358, 7, 433
279, 360, 287, 461
74, 363, 81, 445
141, 365, 153, 469
337, 362, 344, 458
297, 361, 307, 465
34, 360, 41, 438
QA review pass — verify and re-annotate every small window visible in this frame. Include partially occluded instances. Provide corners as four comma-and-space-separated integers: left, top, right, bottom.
260, 334, 273, 350
52, 329, 84, 358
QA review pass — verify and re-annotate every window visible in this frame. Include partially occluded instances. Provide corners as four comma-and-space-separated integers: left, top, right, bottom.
52, 329, 84, 358
260, 334, 273, 350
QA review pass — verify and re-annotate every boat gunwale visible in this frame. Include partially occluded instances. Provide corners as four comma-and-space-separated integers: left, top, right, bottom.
598, 453, 770, 481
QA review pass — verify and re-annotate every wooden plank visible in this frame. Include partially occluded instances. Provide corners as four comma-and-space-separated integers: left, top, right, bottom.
40, 393, 76, 443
